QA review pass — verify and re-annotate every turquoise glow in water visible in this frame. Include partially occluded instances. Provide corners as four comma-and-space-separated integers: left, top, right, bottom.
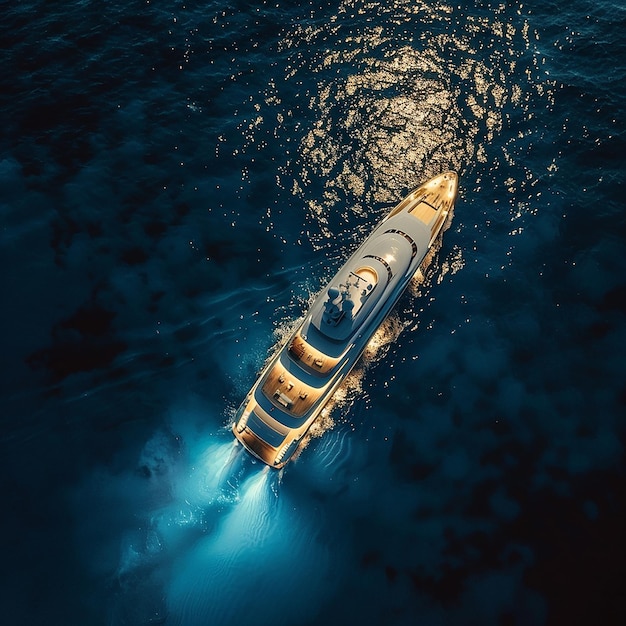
1, 1, 624, 624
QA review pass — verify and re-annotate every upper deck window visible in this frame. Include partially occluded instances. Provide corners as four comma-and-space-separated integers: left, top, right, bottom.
384, 229, 418, 258
363, 254, 393, 282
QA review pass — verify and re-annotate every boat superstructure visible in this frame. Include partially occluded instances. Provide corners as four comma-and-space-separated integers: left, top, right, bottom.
233, 172, 459, 468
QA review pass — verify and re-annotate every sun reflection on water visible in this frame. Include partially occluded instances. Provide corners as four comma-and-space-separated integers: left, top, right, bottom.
248, 0, 552, 245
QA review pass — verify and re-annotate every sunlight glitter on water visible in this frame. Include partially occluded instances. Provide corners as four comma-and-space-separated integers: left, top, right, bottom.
261, 0, 551, 246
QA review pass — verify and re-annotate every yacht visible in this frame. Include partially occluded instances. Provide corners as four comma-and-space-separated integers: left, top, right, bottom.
233, 172, 458, 468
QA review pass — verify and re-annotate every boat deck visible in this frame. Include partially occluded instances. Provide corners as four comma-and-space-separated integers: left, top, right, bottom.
261, 360, 323, 417
409, 200, 437, 224
288, 333, 340, 375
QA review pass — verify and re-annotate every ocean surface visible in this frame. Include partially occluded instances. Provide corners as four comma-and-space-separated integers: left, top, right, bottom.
1, 1, 624, 624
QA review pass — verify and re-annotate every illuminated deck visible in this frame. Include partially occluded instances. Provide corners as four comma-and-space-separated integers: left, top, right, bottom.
288, 332, 340, 375
233, 172, 459, 468
261, 361, 322, 417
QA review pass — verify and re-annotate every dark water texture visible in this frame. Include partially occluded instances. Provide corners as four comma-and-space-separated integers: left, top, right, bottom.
1, 0, 624, 624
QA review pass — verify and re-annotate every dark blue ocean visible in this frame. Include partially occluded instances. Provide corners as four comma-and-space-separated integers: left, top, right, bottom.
1, 1, 624, 624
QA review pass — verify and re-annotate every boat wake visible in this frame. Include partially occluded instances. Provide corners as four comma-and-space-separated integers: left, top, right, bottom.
164, 453, 334, 626
106, 421, 286, 624
309, 426, 353, 475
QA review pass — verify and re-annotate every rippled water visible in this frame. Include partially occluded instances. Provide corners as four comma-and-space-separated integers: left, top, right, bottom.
1, 1, 624, 625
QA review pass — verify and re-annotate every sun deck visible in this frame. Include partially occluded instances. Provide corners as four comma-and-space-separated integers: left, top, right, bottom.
261, 360, 323, 417
288, 332, 340, 375
409, 200, 437, 224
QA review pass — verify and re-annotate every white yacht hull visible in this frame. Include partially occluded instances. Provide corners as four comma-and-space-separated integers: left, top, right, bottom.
233, 172, 459, 468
